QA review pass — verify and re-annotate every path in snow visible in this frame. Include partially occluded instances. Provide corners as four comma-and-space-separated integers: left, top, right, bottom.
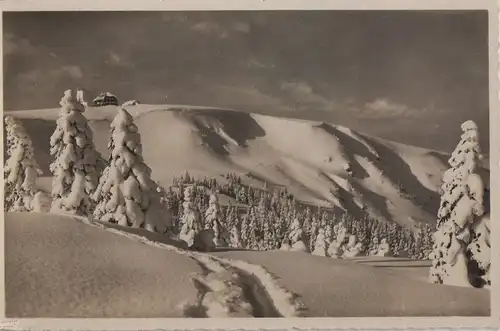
72, 214, 305, 318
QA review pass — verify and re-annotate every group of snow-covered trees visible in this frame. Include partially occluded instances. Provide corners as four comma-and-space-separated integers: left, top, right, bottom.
429, 120, 490, 288
160, 176, 435, 259
4, 89, 172, 233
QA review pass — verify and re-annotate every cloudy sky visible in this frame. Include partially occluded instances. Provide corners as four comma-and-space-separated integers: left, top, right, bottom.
3, 10, 489, 152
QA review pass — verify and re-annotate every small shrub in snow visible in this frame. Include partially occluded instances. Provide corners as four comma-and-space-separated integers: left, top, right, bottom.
4, 116, 42, 212
49, 90, 99, 215
327, 240, 342, 259
343, 243, 364, 258
280, 238, 292, 251
93, 107, 172, 232
31, 191, 52, 213
429, 120, 486, 287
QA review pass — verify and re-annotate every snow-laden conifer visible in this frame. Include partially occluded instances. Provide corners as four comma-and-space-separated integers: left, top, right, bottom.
429, 120, 485, 287
205, 193, 229, 247
4, 116, 42, 211
246, 207, 260, 250
312, 227, 328, 256
179, 186, 203, 247
288, 218, 308, 252
50, 90, 98, 215
93, 107, 172, 232
376, 238, 391, 257
230, 223, 243, 248
308, 215, 320, 251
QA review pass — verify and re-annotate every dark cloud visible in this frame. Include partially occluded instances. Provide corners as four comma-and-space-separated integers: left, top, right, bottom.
2, 10, 489, 152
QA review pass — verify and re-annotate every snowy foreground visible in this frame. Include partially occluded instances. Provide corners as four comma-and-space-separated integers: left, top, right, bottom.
5, 212, 489, 318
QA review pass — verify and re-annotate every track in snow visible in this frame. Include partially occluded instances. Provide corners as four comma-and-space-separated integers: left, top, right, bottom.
64, 213, 304, 318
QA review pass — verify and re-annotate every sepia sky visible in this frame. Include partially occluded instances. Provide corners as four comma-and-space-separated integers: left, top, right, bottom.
3, 11, 490, 152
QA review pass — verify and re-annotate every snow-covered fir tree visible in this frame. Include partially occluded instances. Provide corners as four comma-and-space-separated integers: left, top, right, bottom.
230, 222, 243, 248
377, 238, 391, 257
50, 89, 98, 215
246, 207, 260, 250
179, 186, 203, 247
324, 221, 334, 246
4, 116, 42, 211
205, 193, 229, 247
333, 221, 348, 250
345, 234, 358, 252
368, 236, 380, 256
225, 204, 238, 230
240, 208, 251, 247
288, 217, 308, 252
312, 227, 328, 256
308, 214, 320, 251
429, 120, 485, 287
237, 186, 247, 204
93, 107, 171, 232
320, 211, 329, 228
302, 207, 313, 243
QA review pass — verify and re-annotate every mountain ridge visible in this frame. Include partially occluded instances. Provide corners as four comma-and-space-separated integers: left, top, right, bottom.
3, 104, 490, 228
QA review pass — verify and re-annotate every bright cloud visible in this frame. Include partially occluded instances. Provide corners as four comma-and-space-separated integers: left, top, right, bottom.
362, 98, 423, 118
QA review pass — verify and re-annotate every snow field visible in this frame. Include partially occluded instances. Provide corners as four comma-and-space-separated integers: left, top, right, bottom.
5, 212, 201, 317
213, 250, 489, 317
59, 212, 305, 317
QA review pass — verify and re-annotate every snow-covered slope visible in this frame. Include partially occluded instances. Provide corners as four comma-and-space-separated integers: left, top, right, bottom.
5, 104, 485, 228
5, 212, 308, 318
213, 250, 489, 317
4, 212, 202, 317
6, 212, 488, 318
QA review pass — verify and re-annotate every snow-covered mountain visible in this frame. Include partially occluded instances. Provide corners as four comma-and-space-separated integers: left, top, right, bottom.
3, 104, 490, 229
5, 212, 490, 317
